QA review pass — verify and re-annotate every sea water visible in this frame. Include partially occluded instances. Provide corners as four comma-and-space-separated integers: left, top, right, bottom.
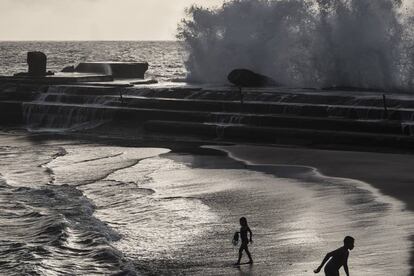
0, 41, 187, 82
0, 131, 412, 275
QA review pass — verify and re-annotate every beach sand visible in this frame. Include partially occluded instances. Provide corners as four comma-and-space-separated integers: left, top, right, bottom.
211, 145, 414, 212
209, 144, 414, 275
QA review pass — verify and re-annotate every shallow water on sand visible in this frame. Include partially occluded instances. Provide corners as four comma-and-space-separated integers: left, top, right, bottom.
0, 131, 413, 275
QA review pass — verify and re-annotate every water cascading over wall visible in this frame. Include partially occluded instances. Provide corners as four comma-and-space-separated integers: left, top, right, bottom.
22, 86, 116, 132
178, 0, 414, 90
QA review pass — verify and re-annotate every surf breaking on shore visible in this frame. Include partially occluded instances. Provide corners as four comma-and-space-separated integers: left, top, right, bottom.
0, 131, 412, 275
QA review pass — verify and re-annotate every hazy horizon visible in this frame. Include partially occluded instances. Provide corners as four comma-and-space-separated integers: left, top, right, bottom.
0, 0, 224, 41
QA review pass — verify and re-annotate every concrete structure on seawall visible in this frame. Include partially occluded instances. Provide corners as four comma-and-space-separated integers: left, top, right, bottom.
74, 62, 149, 79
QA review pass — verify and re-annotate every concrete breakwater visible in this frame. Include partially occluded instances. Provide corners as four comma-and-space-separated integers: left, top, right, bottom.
1, 81, 414, 149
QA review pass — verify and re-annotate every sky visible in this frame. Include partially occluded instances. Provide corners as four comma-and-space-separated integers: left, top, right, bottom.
0, 0, 224, 41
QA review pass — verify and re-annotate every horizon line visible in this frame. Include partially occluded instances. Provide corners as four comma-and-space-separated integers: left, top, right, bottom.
0, 39, 180, 42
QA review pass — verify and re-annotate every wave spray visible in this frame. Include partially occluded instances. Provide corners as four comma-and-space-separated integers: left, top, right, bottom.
178, 0, 414, 90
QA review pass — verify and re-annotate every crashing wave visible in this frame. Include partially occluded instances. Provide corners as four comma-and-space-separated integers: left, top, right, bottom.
178, 0, 414, 90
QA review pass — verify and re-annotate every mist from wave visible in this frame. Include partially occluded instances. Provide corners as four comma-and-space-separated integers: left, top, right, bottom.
179, 0, 414, 90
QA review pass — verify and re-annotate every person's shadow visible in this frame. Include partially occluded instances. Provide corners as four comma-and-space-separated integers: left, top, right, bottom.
236, 263, 253, 276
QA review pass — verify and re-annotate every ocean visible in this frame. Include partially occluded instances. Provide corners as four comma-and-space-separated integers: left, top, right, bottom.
0, 41, 187, 82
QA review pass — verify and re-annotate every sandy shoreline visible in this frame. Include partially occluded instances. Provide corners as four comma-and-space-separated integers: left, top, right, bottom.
1, 129, 414, 274
210, 145, 414, 212
209, 144, 414, 274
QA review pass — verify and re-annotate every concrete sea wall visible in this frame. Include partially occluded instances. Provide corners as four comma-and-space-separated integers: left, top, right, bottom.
1, 81, 414, 149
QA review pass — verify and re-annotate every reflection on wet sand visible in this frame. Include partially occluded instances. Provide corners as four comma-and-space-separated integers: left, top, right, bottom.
0, 133, 413, 275
78, 148, 414, 275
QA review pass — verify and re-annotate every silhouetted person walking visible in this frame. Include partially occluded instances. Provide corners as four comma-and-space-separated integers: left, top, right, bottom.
235, 217, 253, 265
314, 236, 355, 276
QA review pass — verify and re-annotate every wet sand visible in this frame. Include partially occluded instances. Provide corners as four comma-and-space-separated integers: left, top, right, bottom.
210, 145, 414, 212
209, 144, 414, 274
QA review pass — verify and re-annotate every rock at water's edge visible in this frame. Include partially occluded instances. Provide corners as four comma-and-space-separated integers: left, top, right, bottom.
228, 69, 279, 87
